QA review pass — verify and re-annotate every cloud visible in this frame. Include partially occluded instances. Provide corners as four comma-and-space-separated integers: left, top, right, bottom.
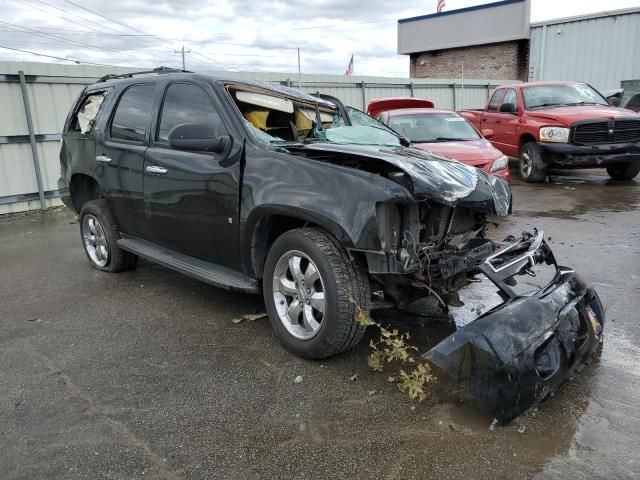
0, 0, 433, 76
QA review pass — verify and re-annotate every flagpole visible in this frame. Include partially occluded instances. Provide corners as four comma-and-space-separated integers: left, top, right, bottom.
297, 47, 301, 88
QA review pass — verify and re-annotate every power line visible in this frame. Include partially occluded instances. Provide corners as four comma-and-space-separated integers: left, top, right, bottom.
0, 44, 106, 64
59, 0, 151, 36
28, 0, 134, 35
0, 20, 159, 62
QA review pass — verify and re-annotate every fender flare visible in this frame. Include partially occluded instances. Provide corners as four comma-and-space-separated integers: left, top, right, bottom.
241, 204, 359, 278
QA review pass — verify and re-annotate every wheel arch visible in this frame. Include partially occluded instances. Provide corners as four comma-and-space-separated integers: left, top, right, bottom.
243, 206, 360, 280
69, 173, 103, 213
519, 133, 537, 153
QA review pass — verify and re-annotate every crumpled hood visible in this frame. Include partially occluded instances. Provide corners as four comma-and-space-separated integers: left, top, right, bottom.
297, 143, 512, 216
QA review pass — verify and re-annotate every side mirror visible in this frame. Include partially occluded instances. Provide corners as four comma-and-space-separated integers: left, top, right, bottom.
499, 102, 517, 114
168, 123, 229, 153
481, 128, 494, 139
609, 97, 621, 107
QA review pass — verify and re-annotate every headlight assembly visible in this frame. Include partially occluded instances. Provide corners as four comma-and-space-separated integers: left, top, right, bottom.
490, 155, 509, 172
539, 126, 569, 143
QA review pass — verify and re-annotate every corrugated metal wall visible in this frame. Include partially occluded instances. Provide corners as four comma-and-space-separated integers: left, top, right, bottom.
0, 61, 516, 214
529, 8, 640, 90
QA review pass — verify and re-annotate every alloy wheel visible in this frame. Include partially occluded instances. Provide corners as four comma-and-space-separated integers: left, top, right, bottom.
82, 214, 110, 267
272, 250, 326, 340
520, 149, 532, 178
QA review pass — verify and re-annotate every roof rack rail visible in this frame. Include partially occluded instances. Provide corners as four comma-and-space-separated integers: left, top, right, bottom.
96, 66, 193, 83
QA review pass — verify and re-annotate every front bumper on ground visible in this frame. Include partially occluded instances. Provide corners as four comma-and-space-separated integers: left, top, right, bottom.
539, 141, 640, 168
423, 231, 605, 424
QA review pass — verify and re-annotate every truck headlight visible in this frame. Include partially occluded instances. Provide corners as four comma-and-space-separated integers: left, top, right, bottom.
540, 126, 569, 143
490, 155, 509, 172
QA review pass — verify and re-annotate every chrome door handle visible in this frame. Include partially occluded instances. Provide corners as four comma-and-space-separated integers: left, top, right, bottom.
96, 155, 112, 163
146, 165, 168, 174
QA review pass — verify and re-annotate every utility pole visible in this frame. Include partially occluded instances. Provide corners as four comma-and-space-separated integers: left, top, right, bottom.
174, 45, 191, 70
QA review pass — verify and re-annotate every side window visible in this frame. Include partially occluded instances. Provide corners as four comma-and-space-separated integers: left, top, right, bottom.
501, 89, 518, 112
487, 88, 506, 112
157, 83, 226, 144
110, 84, 156, 143
70, 92, 106, 134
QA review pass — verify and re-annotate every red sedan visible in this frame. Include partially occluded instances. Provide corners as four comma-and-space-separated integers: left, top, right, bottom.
368, 98, 511, 181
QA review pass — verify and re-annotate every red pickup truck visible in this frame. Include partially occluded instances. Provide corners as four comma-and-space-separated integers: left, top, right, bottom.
459, 81, 640, 182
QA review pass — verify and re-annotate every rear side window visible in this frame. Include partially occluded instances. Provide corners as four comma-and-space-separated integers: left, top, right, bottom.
501, 89, 518, 112
69, 92, 105, 134
157, 83, 226, 144
110, 84, 156, 142
487, 88, 506, 112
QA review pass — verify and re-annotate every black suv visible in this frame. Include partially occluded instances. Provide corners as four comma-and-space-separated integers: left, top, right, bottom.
59, 69, 604, 422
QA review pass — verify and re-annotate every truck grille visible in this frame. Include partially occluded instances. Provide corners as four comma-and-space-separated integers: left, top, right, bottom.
573, 120, 640, 144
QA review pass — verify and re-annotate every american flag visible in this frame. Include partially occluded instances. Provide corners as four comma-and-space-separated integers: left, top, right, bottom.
437, 0, 446, 12
345, 55, 353, 76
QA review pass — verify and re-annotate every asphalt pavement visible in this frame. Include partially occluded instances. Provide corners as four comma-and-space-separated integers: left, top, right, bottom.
1, 168, 639, 479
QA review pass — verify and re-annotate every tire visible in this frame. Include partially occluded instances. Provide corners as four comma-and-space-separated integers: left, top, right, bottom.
519, 142, 547, 183
606, 162, 640, 181
263, 227, 370, 359
79, 199, 137, 272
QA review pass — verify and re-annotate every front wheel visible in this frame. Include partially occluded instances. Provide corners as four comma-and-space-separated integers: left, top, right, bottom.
519, 142, 547, 183
263, 228, 370, 359
606, 162, 640, 180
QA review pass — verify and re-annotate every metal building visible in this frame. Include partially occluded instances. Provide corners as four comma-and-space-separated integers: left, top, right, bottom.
529, 6, 640, 90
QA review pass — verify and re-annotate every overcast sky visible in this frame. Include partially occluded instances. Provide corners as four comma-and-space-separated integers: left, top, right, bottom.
0, 0, 639, 76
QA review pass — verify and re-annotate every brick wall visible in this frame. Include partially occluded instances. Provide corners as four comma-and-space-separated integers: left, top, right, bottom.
410, 40, 529, 81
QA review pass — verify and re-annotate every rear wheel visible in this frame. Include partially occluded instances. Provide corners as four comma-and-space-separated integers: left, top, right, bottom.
519, 142, 547, 183
606, 162, 640, 180
80, 199, 137, 272
263, 228, 370, 359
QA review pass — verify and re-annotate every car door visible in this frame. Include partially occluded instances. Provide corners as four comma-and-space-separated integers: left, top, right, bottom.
480, 88, 506, 145
143, 81, 243, 268
96, 82, 157, 236
492, 88, 521, 156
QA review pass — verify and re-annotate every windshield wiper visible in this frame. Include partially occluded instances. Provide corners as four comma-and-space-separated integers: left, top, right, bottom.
529, 103, 565, 109
562, 101, 599, 106
432, 137, 469, 142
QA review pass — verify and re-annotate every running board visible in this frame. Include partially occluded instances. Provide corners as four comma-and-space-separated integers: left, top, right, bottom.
117, 237, 259, 293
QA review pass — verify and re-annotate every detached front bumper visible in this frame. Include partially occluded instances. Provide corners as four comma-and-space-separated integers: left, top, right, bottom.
424, 231, 605, 424
539, 141, 640, 168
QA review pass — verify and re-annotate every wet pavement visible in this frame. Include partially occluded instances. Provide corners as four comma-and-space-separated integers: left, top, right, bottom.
1, 169, 639, 479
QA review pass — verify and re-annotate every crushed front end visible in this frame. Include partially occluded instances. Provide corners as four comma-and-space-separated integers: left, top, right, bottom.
423, 230, 605, 424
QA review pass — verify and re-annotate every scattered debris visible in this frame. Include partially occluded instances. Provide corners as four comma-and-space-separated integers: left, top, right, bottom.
367, 390, 377, 396
231, 312, 268, 324
349, 374, 359, 381
517, 423, 526, 434
489, 418, 499, 431
293, 375, 303, 384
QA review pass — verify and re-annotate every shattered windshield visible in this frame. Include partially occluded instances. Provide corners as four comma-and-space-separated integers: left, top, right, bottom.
388, 112, 480, 143
229, 87, 401, 147
315, 125, 401, 146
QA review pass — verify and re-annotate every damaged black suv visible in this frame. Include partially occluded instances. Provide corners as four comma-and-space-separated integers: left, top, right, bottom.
59, 68, 605, 422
